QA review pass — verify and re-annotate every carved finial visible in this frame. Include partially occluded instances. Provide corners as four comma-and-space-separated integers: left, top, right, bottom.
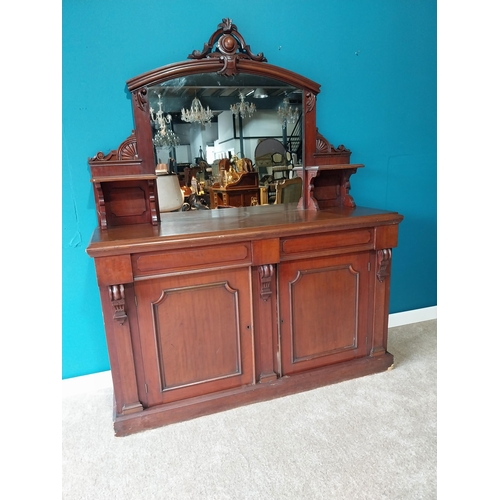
219, 18, 235, 32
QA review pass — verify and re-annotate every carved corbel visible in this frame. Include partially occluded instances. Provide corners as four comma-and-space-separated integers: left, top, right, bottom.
108, 284, 127, 324
259, 264, 274, 301
339, 169, 357, 208
376, 249, 392, 282
147, 178, 159, 225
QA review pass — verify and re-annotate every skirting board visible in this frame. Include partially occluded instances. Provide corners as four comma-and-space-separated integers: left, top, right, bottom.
388, 305, 437, 328
62, 306, 437, 395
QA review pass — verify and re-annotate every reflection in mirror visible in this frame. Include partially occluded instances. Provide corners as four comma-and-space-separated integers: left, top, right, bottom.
148, 73, 302, 168
148, 72, 303, 211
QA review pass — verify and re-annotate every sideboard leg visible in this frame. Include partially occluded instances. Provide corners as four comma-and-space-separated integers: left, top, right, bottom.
370, 249, 393, 357
100, 284, 144, 416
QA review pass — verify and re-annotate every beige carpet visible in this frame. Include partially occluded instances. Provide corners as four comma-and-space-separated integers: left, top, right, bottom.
62, 320, 436, 499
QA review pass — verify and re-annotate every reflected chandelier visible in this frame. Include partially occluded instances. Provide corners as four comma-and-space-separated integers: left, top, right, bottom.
149, 98, 180, 148
181, 95, 214, 125
230, 91, 256, 119
277, 97, 299, 126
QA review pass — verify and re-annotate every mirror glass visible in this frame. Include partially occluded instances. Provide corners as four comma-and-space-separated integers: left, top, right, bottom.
147, 72, 302, 181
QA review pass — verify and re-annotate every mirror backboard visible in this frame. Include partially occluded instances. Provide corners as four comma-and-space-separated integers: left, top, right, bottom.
88, 18, 354, 228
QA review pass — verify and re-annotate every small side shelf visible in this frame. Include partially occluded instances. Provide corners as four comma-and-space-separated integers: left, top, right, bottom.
88, 131, 159, 229
296, 164, 364, 210
91, 175, 159, 229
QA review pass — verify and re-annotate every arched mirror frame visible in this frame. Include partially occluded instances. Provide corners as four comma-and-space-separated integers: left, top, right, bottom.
89, 18, 360, 229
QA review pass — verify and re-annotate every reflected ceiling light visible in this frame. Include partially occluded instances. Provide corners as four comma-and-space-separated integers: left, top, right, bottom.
181, 95, 214, 125
253, 87, 268, 99
149, 96, 180, 148
230, 91, 256, 119
277, 97, 299, 126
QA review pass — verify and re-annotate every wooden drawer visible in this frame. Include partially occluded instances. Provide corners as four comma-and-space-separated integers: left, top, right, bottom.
280, 229, 373, 260
132, 242, 252, 278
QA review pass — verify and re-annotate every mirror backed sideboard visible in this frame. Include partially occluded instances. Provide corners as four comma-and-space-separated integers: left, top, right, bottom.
86, 18, 403, 436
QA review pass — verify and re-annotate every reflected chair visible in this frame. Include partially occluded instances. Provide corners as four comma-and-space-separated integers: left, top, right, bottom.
275, 177, 302, 205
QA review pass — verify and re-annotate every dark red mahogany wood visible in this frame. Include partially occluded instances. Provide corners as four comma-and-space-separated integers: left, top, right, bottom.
86, 19, 403, 436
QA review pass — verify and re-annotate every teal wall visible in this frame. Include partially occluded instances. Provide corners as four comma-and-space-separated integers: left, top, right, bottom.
62, 0, 437, 379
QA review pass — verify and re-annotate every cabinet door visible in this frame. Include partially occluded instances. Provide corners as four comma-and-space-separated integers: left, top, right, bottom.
278, 253, 370, 375
134, 267, 254, 406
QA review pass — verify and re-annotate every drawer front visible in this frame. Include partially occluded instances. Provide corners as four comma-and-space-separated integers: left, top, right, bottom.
132, 242, 252, 277
281, 229, 372, 260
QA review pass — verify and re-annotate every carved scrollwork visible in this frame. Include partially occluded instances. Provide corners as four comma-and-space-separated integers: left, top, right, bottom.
305, 92, 316, 113
109, 284, 127, 324
376, 249, 392, 282
188, 18, 267, 77
259, 264, 274, 302
133, 87, 148, 113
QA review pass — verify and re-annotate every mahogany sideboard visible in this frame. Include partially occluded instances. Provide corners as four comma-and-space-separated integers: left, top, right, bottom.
87, 204, 402, 435
85, 19, 403, 436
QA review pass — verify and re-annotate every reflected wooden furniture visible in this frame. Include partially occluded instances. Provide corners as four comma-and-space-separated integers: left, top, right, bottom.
275, 177, 302, 204
209, 172, 260, 208
86, 18, 403, 436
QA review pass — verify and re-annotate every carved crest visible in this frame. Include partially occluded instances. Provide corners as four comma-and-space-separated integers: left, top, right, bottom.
188, 18, 267, 77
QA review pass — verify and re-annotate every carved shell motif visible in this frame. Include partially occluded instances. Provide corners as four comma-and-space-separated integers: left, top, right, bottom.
118, 137, 139, 160
316, 136, 331, 154
315, 131, 351, 154
89, 132, 139, 162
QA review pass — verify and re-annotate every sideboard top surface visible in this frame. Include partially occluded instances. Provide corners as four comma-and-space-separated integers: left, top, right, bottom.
87, 205, 403, 258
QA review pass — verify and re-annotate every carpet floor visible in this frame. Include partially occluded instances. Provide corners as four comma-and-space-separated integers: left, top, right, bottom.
62, 320, 437, 499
